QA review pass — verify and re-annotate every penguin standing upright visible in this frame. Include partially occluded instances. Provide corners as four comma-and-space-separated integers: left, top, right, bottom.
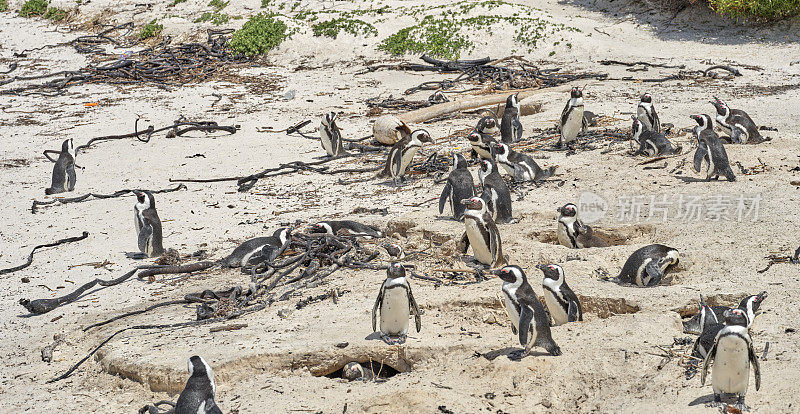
537, 264, 582, 326
175, 356, 223, 414
636, 93, 661, 133
615, 244, 679, 287
319, 112, 346, 156
494, 265, 562, 357
439, 153, 477, 220
458, 197, 506, 267
701, 309, 761, 411
691, 114, 736, 182
691, 292, 768, 358
630, 116, 679, 156
500, 93, 523, 143
478, 159, 513, 224
491, 143, 556, 183
133, 190, 165, 258
559, 87, 587, 149
381, 129, 434, 185
372, 262, 422, 344
710, 96, 763, 144
45, 138, 77, 195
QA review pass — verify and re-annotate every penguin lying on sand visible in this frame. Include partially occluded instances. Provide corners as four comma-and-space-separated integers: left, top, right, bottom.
710, 96, 764, 144
614, 244, 679, 287
223, 228, 290, 269
492, 143, 556, 183
310, 220, 383, 238
630, 116, 679, 156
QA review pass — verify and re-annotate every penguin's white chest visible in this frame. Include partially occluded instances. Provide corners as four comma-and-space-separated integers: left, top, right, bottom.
397, 147, 420, 177
380, 286, 410, 336
503, 291, 520, 331
712, 336, 750, 395
472, 142, 491, 159
319, 125, 334, 155
716, 115, 732, 134
465, 218, 492, 264
557, 220, 576, 248
498, 158, 515, 176
562, 106, 584, 141
544, 289, 568, 326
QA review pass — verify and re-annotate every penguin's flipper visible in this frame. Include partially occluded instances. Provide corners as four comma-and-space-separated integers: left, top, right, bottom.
206, 398, 223, 414
692, 144, 707, 173
580, 113, 589, 135
749, 342, 761, 391
390, 147, 403, 178
700, 341, 717, 386
457, 231, 470, 254
66, 164, 76, 191
518, 305, 533, 347
567, 301, 579, 323
510, 324, 517, 335
513, 119, 523, 141
372, 286, 384, 333
438, 181, 451, 215
407, 284, 422, 333
723, 167, 736, 182
137, 223, 153, 254
644, 260, 663, 287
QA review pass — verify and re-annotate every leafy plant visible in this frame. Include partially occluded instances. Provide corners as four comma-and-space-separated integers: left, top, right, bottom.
708, 0, 800, 19
260, 0, 270, 8
195, 11, 230, 25
171, 0, 187, 5
208, 0, 228, 11
312, 18, 377, 38
380, 15, 471, 59
0, 0, 8, 12
139, 19, 164, 40
19, 0, 47, 17
228, 13, 288, 56
43, 6, 66, 20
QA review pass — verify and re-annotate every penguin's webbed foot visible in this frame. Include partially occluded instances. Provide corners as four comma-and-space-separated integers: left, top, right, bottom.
734, 396, 750, 412
707, 394, 724, 408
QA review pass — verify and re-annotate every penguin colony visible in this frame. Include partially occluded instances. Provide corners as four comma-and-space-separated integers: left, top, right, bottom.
41, 90, 769, 412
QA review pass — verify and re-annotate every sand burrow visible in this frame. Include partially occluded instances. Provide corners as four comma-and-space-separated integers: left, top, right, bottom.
529, 223, 656, 247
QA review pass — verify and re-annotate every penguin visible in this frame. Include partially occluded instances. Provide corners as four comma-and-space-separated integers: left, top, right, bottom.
380, 129, 434, 185
710, 96, 763, 144
691, 292, 768, 358
438, 153, 477, 220
380, 241, 405, 260
371, 262, 422, 344
630, 116, 679, 156
636, 93, 661, 133
615, 244, 679, 287
491, 143, 556, 183
556, 203, 596, 249
500, 93, 523, 143
494, 265, 562, 357
691, 114, 736, 182
478, 159, 513, 224
476, 115, 500, 136
537, 263, 583, 326
175, 356, 223, 414
133, 190, 165, 258
558, 87, 587, 149
319, 112, 346, 156
342, 362, 374, 381
45, 138, 77, 195
701, 309, 761, 411
223, 228, 290, 268
310, 220, 383, 238
458, 197, 506, 267
467, 129, 497, 160
683, 295, 721, 335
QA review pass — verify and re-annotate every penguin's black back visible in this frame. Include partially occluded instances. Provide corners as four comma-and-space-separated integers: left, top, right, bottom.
617, 244, 676, 284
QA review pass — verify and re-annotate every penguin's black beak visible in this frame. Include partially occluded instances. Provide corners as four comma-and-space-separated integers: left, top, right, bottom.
556, 207, 563, 213
535, 264, 546, 270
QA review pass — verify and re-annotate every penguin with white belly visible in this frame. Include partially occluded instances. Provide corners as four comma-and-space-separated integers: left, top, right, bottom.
372, 263, 422, 344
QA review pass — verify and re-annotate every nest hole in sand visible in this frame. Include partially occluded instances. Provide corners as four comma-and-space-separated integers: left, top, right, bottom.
671, 293, 747, 318
437, 295, 639, 322
529, 223, 656, 247
321, 360, 403, 380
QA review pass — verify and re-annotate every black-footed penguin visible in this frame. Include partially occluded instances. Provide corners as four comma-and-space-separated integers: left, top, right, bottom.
683, 295, 720, 335
342, 362, 374, 381
381, 129, 434, 185
380, 241, 405, 260
491, 143, 556, 183
615, 244, 679, 287
558, 87, 587, 149
691, 292, 768, 358
477, 115, 500, 136
319, 112, 346, 156
467, 129, 497, 160
691, 114, 736, 182
458, 197, 506, 267
439, 153, 477, 220
556, 203, 588, 249
701, 309, 761, 411
537, 264, 582, 326
133, 190, 165, 258
478, 159, 513, 224
175, 356, 223, 414
494, 265, 562, 357
710, 96, 763, 144
223, 228, 290, 268
372, 262, 422, 344
45, 138, 77, 195
310, 220, 383, 238
500, 93, 523, 143
574, 222, 609, 248
630, 116, 679, 156
636, 93, 660, 133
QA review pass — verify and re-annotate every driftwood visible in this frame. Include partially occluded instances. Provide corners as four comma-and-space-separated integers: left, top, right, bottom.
0, 231, 88, 275
31, 184, 186, 213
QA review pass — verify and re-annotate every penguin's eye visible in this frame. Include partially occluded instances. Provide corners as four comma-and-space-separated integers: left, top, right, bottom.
549, 265, 554, 270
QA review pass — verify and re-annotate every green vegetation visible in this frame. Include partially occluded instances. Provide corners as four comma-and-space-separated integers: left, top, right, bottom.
19, 0, 47, 17
43, 6, 66, 20
139, 19, 164, 40
195, 11, 230, 25
208, 0, 228, 11
0, 0, 8, 12
312, 17, 377, 38
708, 0, 800, 19
228, 13, 288, 56
260, 0, 270, 8
171, 0, 187, 5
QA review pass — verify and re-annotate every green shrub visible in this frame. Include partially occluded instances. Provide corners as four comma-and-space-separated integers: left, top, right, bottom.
312, 18, 377, 38
260, 0, 270, 8
195, 11, 230, 25
380, 15, 471, 59
0, 0, 8, 12
208, 0, 228, 11
171, 0, 187, 5
708, 0, 800, 19
19, 0, 48, 17
139, 19, 164, 40
43, 6, 66, 20
228, 13, 288, 56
